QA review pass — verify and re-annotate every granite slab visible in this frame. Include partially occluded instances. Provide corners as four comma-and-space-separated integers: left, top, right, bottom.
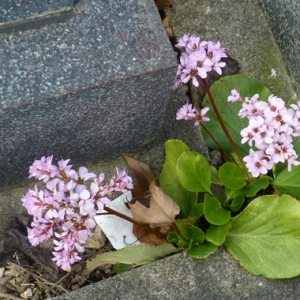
0, 0, 74, 24
0, 0, 177, 188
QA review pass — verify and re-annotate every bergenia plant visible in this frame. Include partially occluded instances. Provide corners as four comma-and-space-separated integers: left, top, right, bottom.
22, 34, 300, 280
158, 34, 300, 279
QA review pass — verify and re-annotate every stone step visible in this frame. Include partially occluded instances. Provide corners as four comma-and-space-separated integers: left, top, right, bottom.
0, 0, 177, 188
0, 0, 299, 299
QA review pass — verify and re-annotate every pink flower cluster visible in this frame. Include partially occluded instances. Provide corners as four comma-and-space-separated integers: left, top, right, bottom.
22, 156, 133, 270
173, 34, 228, 89
176, 103, 210, 126
228, 90, 300, 177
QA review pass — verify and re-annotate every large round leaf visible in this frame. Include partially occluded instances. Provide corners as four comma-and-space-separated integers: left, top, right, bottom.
177, 150, 211, 193
225, 194, 300, 278
159, 140, 197, 218
201, 74, 271, 157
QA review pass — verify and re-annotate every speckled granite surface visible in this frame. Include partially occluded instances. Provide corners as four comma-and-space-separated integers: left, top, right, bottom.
0, 0, 177, 187
0, 0, 74, 24
259, 0, 300, 97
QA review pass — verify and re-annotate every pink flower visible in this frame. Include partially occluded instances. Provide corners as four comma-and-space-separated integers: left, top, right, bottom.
228, 89, 242, 102
175, 34, 191, 50
189, 49, 213, 79
176, 103, 210, 126
194, 107, 210, 126
243, 150, 268, 178
173, 35, 227, 88
287, 155, 300, 171
29, 156, 58, 182
27, 218, 54, 246
176, 103, 197, 121
57, 159, 77, 179
23, 156, 134, 270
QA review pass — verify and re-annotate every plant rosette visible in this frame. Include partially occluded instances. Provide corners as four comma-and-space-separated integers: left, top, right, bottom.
21, 34, 300, 280
161, 34, 300, 279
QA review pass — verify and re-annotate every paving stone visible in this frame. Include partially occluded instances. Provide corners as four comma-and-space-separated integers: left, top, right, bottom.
51, 249, 300, 300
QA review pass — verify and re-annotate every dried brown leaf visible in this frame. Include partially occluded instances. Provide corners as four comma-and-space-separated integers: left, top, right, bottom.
162, 17, 170, 28
129, 182, 180, 227
154, 0, 173, 10
123, 155, 155, 198
133, 224, 176, 246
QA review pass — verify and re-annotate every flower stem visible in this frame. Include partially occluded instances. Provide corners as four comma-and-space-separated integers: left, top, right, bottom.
200, 123, 233, 162
201, 78, 244, 165
100, 205, 167, 239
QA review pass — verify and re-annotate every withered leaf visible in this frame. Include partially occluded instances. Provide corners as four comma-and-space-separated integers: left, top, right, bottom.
154, 0, 173, 10
133, 224, 176, 246
123, 155, 156, 198
190, 56, 240, 111
129, 181, 180, 227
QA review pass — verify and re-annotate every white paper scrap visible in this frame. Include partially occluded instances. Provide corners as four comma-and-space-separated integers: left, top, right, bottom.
94, 192, 140, 250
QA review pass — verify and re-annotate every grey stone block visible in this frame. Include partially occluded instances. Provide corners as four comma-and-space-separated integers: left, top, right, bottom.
0, 0, 74, 24
0, 0, 177, 188
51, 249, 300, 300
259, 0, 300, 97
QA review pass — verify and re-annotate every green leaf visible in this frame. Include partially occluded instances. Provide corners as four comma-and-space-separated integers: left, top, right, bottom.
225, 187, 243, 200
206, 222, 231, 246
112, 263, 133, 273
243, 177, 270, 197
219, 162, 246, 189
185, 226, 205, 244
188, 203, 203, 218
167, 232, 190, 248
86, 244, 178, 272
201, 74, 271, 157
230, 194, 245, 212
204, 193, 231, 225
160, 140, 197, 218
272, 165, 300, 199
210, 165, 222, 185
177, 150, 211, 193
224, 194, 300, 278
188, 242, 218, 259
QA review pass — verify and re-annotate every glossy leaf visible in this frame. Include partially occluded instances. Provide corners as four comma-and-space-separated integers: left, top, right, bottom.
225, 194, 300, 278
188, 242, 218, 259
272, 165, 300, 199
243, 177, 270, 197
210, 165, 222, 185
225, 187, 243, 200
230, 194, 245, 212
219, 162, 246, 189
160, 140, 197, 218
177, 150, 211, 193
204, 193, 231, 225
188, 203, 204, 218
167, 232, 190, 249
201, 74, 271, 157
185, 226, 205, 244
206, 222, 231, 246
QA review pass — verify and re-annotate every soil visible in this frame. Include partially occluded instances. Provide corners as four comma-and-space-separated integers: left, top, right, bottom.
0, 213, 117, 300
